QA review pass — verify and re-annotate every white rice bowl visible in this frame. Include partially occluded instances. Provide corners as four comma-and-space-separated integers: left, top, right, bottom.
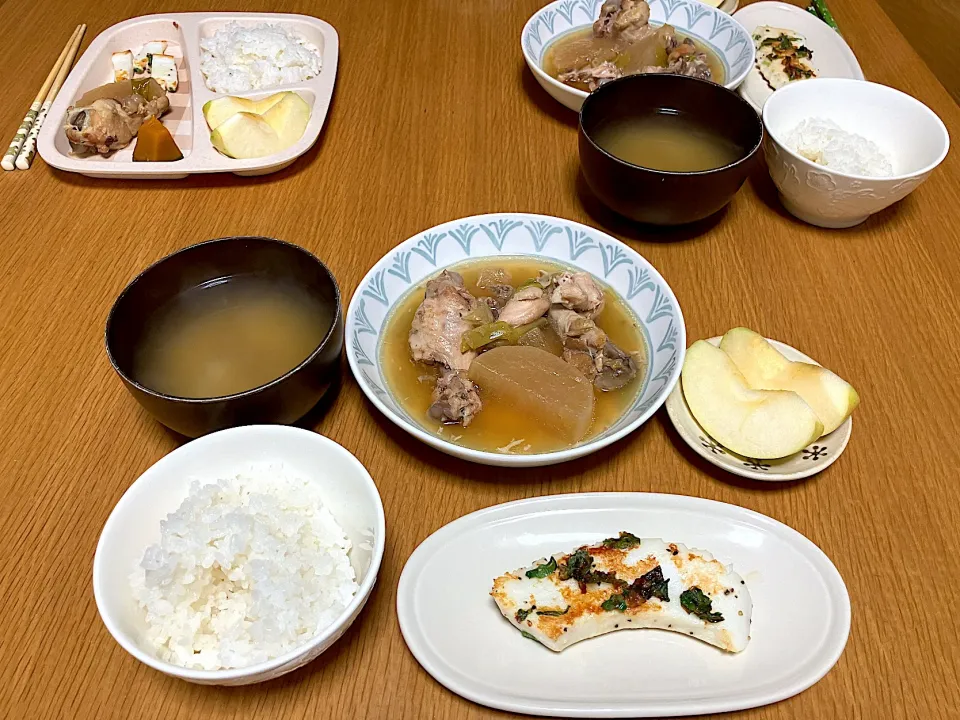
200, 22, 322, 93
130, 467, 358, 671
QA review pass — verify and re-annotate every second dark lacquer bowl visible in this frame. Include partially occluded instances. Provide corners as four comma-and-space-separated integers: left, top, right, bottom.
578, 74, 764, 226
105, 236, 344, 438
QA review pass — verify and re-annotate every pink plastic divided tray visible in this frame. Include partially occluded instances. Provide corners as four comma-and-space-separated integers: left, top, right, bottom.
38, 13, 338, 179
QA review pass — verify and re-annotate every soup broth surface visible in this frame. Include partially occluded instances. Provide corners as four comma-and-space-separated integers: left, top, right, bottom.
132, 275, 332, 398
592, 111, 744, 172
543, 26, 726, 91
379, 258, 648, 454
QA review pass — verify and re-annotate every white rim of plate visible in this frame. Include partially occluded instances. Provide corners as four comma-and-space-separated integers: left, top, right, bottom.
665, 336, 852, 481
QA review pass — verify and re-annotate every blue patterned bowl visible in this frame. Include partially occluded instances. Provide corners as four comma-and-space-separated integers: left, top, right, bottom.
345, 214, 685, 467
521, 0, 754, 111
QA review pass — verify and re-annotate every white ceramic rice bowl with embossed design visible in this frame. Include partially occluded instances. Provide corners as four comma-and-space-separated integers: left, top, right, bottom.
763, 78, 949, 228
345, 214, 685, 467
522, 0, 754, 112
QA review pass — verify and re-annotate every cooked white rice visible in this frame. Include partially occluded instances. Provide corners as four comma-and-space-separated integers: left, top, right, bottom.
130, 466, 358, 671
200, 22, 322, 93
784, 117, 893, 177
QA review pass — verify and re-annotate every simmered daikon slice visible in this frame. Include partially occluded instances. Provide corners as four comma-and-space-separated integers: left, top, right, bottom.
469, 346, 594, 443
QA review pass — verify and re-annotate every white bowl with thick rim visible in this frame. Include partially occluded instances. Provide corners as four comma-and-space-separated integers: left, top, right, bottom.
345, 213, 685, 467
93, 425, 385, 685
763, 78, 950, 228
522, 0, 755, 112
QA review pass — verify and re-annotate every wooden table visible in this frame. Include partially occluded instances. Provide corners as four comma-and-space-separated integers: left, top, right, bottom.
2, 0, 958, 717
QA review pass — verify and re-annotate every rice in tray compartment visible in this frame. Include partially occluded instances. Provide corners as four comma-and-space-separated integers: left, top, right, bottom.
130, 466, 358, 671
784, 117, 893, 177
200, 22, 322, 93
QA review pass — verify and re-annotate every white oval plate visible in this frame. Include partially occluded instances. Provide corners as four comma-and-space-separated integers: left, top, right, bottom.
398, 493, 850, 717
732, 2, 864, 114
665, 337, 852, 481
345, 213, 684, 468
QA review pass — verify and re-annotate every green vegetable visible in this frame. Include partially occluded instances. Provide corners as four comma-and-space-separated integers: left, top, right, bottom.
680, 587, 724, 623
525, 557, 558, 579
601, 594, 627, 612
515, 277, 543, 292
559, 548, 619, 588
460, 318, 548, 353
131, 77, 164, 101
602, 531, 641, 550
516, 607, 532, 623
463, 304, 495, 326
521, 630, 538, 641
461, 321, 513, 352
809, 0, 840, 33
535, 606, 570, 617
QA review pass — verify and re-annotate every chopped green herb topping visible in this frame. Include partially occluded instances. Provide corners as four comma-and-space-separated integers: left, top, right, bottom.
525, 556, 557, 579
601, 594, 627, 612
602, 531, 641, 549
559, 548, 619, 590
602, 566, 670, 612
515, 607, 533, 623
520, 630, 538, 641
680, 587, 724, 623
536, 606, 570, 617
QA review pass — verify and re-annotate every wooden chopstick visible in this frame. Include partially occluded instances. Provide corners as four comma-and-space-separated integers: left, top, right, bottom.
2, 25, 84, 171
13, 24, 86, 170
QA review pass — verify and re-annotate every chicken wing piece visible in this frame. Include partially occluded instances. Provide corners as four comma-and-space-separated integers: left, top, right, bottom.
409, 270, 478, 372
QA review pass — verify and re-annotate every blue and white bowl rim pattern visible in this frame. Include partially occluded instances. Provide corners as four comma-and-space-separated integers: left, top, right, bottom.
522, 0, 754, 92
345, 213, 686, 465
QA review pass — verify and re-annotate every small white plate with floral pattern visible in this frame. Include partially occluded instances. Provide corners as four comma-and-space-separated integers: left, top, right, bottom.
665, 336, 852, 481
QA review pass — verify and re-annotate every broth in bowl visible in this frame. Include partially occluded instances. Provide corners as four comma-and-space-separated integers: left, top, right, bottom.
591, 111, 744, 172
379, 258, 647, 455
132, 275, 333, 399
542, 0, 725, 92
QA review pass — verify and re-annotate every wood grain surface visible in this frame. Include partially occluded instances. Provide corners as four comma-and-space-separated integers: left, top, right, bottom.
1, 0, 959, 718
875, 0, 960, 104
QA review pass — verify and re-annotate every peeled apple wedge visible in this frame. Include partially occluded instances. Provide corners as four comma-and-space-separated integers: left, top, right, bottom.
682, 341, 823, 459
210, 112, 282, 159
719, 327, 859, 435
260, 92, 311, 147
202, 93, 287, 130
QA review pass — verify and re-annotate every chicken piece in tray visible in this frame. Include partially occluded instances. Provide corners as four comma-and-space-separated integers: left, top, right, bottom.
63, 78, 170, 156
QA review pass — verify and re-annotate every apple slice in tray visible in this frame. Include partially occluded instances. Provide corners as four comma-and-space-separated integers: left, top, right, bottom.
205, 92, 311, 160
719, 328, 860, 435
681, 340, 823, 459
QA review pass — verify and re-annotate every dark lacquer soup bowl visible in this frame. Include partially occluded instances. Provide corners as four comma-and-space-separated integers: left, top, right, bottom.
578, 74, 764, 226
105, 236, 343, 438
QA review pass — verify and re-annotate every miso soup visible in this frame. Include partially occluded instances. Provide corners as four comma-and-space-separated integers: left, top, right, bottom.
132, 276, 332, 398
592, 111, 744, 172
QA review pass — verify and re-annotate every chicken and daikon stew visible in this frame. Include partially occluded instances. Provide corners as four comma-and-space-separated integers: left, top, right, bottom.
380, 259, 647, 454
543, 0, 723, 91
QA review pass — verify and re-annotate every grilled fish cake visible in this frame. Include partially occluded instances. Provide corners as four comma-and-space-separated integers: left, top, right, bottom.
491, 533, 752, 652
